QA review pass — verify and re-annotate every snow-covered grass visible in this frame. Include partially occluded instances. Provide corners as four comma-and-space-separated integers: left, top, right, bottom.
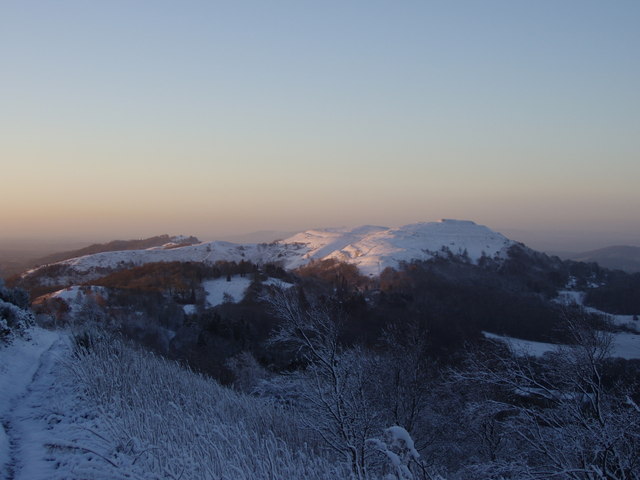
609, 332, 640, 360
483, 331, 640, 360
202, 276, 253, 307
0, 327, 349, 479
0, 328, 130, 479
483, 332, 557, 357
201, 276, 294, 307
67, 332, 349, 479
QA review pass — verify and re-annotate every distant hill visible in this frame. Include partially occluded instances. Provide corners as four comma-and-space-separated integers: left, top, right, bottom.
28, 219, 514, 277
31, 235, 200, 268
14, 220, 516, 297
570, 246, 640, 273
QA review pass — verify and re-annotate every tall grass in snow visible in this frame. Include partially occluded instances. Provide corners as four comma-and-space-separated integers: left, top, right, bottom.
67, 331, 349, 479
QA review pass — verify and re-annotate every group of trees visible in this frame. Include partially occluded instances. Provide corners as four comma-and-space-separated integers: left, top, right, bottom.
262, 287, 438, 479
456, 321, 640, 479
91, 260, 263, 298
260, 287, 640, 479
585, 270, 640, 314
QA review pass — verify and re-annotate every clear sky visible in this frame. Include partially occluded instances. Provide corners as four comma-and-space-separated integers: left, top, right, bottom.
1, 1, 639, 250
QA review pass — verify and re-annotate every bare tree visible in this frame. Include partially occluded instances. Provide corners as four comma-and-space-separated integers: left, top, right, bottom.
458, 317, 640, 480
266, 288, 381, 480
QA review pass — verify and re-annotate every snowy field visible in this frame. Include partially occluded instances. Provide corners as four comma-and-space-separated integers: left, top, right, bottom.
483, 331, 640, 360
202, 276, 253, 306
200, 276, 293, 308
483, 332, 557, 357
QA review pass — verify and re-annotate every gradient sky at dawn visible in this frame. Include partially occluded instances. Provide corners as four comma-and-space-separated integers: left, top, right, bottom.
2, 1, 639, 250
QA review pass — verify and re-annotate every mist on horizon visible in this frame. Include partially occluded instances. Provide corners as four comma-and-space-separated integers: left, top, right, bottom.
1, 221, 639, 258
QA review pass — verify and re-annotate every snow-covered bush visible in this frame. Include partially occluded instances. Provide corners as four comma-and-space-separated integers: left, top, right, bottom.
369, 426, 443, 480
0, 281, 33, 343
225, 350, 271, 393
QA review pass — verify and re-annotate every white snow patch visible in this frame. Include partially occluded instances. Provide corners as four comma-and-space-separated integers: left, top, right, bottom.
183, 304, 197, 315
555, 290, 585, 306
384, 426, 420, 460
203, 276, 253, 307
50, 286, 83, 303
263, 278, 294, 289
201, 276, 294, 307
484, 331, 640, 360
483, 332, 558, 357
610, 333, 640, 360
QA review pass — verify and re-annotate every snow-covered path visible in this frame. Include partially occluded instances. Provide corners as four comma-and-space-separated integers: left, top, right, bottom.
1, 329, 156, 480
0, 329, 67, 479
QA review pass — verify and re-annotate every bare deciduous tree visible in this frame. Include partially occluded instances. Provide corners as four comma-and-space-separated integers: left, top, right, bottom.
458, 316, 640, 480
266, 287, 381, 480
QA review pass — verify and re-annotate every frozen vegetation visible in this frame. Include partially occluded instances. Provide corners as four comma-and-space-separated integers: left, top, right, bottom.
0, 326, 430, 480
0, 281, 33, 342
0, 328, 348, 479
66, 331, 350, 480
2, 296, 637, 480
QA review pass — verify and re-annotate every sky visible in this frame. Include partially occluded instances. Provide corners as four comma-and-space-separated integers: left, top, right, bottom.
1, 1, 639, 251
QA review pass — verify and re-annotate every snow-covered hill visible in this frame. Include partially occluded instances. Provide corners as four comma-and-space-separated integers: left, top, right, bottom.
284, 219, 513, 275
22, 219, 515, 286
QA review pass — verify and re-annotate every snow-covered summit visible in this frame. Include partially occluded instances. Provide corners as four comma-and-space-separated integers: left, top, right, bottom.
282, 219, 514, 275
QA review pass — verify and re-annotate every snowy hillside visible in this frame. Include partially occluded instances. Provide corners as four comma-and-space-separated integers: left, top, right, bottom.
284, 219, 514, 275
34, 241, 303, 275
23, 219, 514, 285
